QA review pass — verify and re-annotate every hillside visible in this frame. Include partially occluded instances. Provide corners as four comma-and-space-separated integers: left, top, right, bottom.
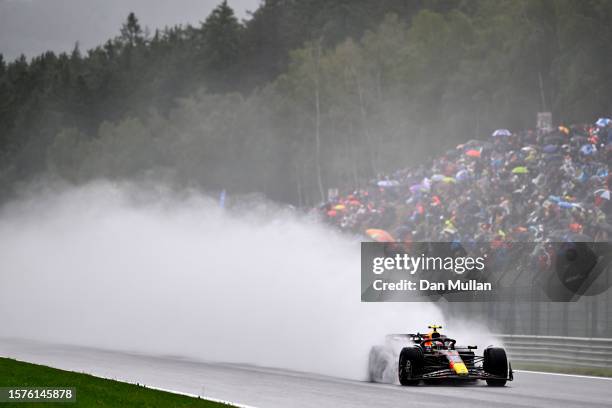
1, 0, 611, 204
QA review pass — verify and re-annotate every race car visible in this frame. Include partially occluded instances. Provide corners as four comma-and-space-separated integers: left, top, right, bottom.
368, 325, 513, 386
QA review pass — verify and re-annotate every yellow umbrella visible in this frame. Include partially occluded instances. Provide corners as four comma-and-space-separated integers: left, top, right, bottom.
512, 166, 529, 174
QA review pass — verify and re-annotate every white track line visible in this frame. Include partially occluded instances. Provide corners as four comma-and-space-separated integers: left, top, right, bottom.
517, 370, 612, 381
144, 384, 258, 408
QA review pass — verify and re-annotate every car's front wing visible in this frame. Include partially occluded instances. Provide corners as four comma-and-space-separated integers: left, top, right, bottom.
415, 366, 513, 381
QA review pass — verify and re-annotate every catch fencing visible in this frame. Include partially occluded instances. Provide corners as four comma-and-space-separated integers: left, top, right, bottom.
441, 294, 612, 338
495, 334, 612, 369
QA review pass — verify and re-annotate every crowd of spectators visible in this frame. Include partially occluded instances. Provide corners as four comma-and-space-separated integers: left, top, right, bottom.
319, 117, 612, 243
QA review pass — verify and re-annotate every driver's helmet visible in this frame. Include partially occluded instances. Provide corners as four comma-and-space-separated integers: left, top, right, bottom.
422, 333, 432, 347
424, 324, 442, 347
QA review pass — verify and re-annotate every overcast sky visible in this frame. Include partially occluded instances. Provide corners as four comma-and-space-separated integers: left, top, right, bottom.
0, 0, 260, 61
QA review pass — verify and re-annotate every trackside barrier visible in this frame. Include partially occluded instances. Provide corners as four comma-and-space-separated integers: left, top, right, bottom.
495, 334, 612, 369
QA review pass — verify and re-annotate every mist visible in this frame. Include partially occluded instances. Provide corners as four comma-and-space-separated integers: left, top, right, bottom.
0, 181, 460, 380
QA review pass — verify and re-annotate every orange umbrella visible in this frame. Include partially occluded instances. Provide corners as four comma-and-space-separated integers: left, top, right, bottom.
365, 229, 395, 242
465, 149, 481, 158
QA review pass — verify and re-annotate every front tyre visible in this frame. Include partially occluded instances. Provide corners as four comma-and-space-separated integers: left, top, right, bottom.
484, 347, 508, 386
398, 347, 423, 386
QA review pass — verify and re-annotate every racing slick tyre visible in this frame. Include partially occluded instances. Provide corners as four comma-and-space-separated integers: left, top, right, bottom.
398, 347, 423, 386
483, 347, 508, 386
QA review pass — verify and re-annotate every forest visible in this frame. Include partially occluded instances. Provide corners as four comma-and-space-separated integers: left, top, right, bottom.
1, 0, 611, 205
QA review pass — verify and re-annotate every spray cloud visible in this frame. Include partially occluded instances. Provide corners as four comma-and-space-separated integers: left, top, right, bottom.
0, 181, 453, 380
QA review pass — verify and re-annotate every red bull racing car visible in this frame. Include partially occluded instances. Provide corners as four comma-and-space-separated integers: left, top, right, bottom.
369, 325, 513, 386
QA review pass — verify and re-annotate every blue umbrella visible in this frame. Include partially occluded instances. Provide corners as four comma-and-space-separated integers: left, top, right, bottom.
543, 144, 558, 153
492, 129, 512, 137
595, 118, 611, 127
580, 144, 597, 156
559, 201, 579, 209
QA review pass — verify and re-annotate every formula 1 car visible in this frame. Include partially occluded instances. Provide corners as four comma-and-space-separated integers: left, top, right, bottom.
368, 325, 513, 386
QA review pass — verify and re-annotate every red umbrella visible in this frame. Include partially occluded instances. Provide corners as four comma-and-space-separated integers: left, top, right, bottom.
465, 149, 481, 158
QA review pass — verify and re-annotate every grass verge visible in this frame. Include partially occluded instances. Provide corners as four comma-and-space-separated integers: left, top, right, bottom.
512, 362, 612, 378
0, 357, 232, 407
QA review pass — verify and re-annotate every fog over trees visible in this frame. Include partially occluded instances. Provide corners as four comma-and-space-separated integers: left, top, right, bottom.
1, 0, 611, 204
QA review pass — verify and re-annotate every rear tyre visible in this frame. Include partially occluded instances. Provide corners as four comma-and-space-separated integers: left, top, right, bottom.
398, 347, 423, 386
483, 347, 508, 386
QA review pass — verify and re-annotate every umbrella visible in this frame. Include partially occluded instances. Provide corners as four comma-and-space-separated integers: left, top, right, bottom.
410, 183, 423, 194
365, 229, 395, 242
569, 223, 583, 233
455, 169, 470, 181
512, 166, 529, 174
492, 129, 512, 137
580, 144, 597, 156
431, 174, 446, 182
442, 176, 456, 184
377, 180, 400, 188
543, 144, 558, 153
596, 118, 612, 127
521, 146, 537, 153
465, 149, 481, 158
333, 204, 346, 211
595, 189, 611, 200
558, 201, 579, 209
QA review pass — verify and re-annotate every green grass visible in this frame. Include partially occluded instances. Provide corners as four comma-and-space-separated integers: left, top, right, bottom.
0, 357, 231, 407
513, 362, 612, 378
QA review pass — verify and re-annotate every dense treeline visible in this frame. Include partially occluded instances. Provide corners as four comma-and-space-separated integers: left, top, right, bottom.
1, 0, 612, 204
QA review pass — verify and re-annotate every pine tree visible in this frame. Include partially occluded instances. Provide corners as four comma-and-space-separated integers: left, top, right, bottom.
120, 12, 144, 47
199, 0, 242, 91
